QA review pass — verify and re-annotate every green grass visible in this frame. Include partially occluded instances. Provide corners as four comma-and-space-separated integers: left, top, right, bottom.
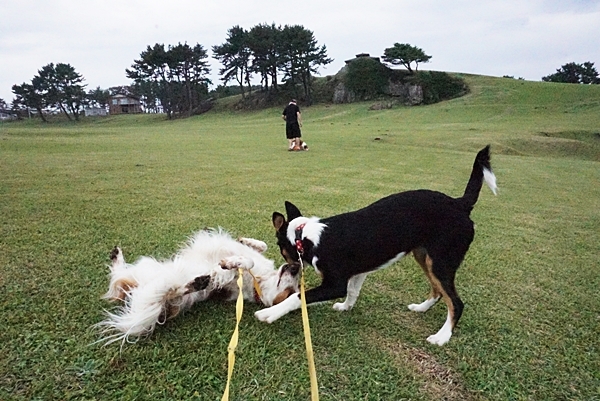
1, 75, 599, 400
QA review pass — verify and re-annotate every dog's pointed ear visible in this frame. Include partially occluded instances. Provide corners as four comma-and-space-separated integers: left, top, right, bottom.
284, 201, 302, 221
272, 212, 286, 231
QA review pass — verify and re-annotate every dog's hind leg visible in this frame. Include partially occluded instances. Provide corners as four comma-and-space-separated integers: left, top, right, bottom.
408, 248, 441, 313
333, 273, 368, 311
426, 257, 464, 346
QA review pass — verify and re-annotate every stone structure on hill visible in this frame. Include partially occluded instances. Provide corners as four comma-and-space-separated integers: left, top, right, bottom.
331, 53, 424, 105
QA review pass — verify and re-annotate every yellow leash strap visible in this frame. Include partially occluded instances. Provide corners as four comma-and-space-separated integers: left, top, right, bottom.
246, 269, 263, 302
221, 269, 244, 401
299, 257, 320, 401
220, 262, 318, 401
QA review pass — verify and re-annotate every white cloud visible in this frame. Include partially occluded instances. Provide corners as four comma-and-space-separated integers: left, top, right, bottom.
1, 0, 599, 102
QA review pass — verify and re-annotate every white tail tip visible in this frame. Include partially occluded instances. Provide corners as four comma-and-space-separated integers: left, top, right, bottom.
483, 168, 498, 195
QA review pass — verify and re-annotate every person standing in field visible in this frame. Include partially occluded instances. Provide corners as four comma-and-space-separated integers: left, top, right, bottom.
282, 99, 302, 151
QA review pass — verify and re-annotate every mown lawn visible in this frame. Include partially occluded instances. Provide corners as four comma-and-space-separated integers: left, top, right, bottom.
1, 75, 599, 400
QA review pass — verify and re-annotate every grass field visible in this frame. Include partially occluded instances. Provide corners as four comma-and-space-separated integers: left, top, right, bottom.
1, 75, 599, 400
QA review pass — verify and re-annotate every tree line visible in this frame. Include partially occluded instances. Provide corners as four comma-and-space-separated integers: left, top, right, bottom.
542, 61, 599, 84
126, 42, 212, 118
11, 63, 86, 122
4, 26, 599, 121
212, 24, 332, 103
7, 23, 332, 120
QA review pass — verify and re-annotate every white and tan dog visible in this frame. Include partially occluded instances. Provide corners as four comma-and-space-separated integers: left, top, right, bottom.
97, 228, 300, 345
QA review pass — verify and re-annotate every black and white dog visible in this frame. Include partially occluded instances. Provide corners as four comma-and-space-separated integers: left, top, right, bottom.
255, 146, 497, 345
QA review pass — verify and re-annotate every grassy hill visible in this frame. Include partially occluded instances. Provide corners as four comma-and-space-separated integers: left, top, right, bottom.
1, 75, 599, 400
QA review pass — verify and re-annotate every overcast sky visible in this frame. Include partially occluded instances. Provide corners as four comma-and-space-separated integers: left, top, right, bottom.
1, 0, 599, 103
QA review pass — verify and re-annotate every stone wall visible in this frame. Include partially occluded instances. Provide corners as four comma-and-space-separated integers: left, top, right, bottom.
332, 79, 423, 105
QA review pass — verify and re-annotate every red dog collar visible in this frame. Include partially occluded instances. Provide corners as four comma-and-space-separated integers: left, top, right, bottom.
295, 223, 306, 254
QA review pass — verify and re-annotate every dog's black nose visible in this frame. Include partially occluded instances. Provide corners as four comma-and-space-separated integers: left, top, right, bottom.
284, 263, 301, 276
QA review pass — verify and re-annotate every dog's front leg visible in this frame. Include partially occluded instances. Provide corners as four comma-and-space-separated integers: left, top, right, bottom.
203, 256, 251, 289
184, 256, 255, 295
254, 293, 301, 323
255, 281, 347, 323
237, 237, 268, 253
333, 273, 368, 311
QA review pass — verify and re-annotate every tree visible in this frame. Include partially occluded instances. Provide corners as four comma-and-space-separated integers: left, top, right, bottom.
213, 23, 332, 102
247, 23, 283, 92
542, 62, 599, 84
279, 25, 332, 103
168, 43, 212, 115
12, 81, 48, 122
382, 43, 432, 73
87, 86, 110, 109
127, 43, 211, 118
128, 44, 173, 118
213, 26, 253, 98
36, 63, 87, 120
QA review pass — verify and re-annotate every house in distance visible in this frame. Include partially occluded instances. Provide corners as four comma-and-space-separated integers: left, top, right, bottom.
109, 94, 142, 115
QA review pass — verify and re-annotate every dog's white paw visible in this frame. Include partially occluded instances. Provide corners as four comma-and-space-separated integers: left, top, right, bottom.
408, 296, 440, 313
255, 308, 277, 323
426, 332, 451, 346
426, 319, 452, 346
238, 237, 268, 253
220, 256, 254, 270
333, 302, 351, 311
255, 295, 300, 323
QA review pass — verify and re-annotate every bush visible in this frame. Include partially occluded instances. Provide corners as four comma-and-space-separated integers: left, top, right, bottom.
345, 57, 391, 99
413, 71, 468, 104
311, 75, 338, 104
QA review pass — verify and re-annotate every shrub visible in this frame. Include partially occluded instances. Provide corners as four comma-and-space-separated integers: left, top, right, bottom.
345, 57, 391, 99
412, 71, 468, 104
311, 75, 338, 104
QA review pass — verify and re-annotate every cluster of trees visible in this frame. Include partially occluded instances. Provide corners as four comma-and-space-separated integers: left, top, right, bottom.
6, 30, 600, 123
11, 63, 86, 122
8, 63, 137, 121
542, 62, 599, 84
121, 24, 332, 116
212, 24, 332, 103
6, 23, 331, 120
126, 43, 211, 118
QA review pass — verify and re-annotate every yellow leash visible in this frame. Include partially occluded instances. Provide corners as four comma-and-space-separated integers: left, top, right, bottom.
220, 262, 318, 401
246, 269, 263, 302
221, 269, 244, 401
299, 255, 320, 401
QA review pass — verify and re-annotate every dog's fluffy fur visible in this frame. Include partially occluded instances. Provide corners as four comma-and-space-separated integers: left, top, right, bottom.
255, 146, 497, 346
97, 229, 300, 345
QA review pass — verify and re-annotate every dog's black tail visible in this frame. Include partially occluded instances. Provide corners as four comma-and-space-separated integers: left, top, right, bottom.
459, 145, 497, 212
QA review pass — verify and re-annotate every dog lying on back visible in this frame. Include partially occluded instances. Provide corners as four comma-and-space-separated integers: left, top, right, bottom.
97, 229, 300, 345
290, 139, 309, 151
256, 146, 497, 345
